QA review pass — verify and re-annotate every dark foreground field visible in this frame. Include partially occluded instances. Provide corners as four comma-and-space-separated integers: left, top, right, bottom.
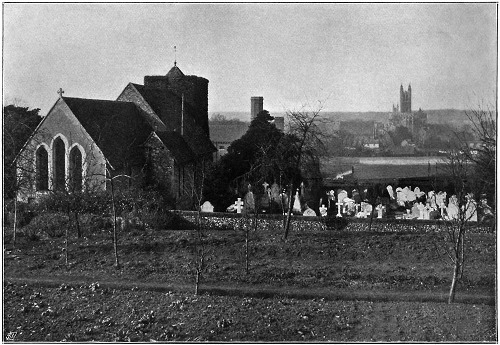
3, 223, 497, 341
3, 281, 496, 342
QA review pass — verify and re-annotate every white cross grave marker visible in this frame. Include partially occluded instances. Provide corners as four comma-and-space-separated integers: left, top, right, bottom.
235, 198, 244, 214
336, 200, 343, 217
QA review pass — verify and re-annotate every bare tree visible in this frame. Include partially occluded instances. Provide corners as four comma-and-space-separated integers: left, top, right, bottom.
181, 159, 211, 295
439, 103, 496, 303
437, 149, 481, 304
280, 102, 328, 239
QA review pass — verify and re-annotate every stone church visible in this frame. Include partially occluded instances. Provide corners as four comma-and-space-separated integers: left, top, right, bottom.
16, 63, 215, 209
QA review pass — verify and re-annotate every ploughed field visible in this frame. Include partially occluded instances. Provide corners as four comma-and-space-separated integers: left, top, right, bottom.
3, 223, 497, 341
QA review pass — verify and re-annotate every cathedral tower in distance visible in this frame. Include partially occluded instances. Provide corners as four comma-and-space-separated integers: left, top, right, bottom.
400, 84, 412, 113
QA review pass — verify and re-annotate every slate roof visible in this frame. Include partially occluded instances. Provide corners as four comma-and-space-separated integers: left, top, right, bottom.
131, 83, 215, 157
63, 97, 151, 169
154, 131, 195, 165
209, 122, 250, 143
166, 65, 185, 80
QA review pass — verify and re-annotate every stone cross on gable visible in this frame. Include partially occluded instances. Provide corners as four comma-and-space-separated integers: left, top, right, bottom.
57, 88, 64, 98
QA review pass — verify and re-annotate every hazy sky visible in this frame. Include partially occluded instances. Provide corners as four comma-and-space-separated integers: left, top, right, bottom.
3, 3, 497, 116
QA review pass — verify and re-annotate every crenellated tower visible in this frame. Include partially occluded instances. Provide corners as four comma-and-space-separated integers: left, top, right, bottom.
400, 84, 412, 113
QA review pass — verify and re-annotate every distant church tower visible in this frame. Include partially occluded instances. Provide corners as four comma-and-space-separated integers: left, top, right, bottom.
400, 84, 412, 113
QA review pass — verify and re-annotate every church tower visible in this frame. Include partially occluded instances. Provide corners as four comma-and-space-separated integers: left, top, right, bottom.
400, 84, 412, 113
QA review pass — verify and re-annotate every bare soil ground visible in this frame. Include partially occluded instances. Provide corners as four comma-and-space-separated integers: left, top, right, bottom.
3, 225, 497, 341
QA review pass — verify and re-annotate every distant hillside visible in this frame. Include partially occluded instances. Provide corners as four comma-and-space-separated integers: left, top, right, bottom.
210, 109, 470, 125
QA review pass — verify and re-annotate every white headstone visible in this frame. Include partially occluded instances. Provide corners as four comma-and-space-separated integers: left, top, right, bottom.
417, 202, 425, 219
386, 185, 395, 199
292, 189, 302, 213
337, 190, 348, 203
396, 187, 405, 206
319, 204, 328, 217
303, 207, 316, 217
447, 195, 459, 220
201, 201, 214, 213
407, 189, 416, 202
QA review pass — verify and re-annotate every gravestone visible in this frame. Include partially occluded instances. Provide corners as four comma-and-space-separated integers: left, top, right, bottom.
319, 204, 328, 217
327, 190, 336, 211
260, 182, 270, 211
423, 203, 431, 220
386, 185, 395, 199
361, 202, 372, 216
479, 197, 494, 222
411, 203, 420, 218
292, 189, 302, 214
414, 186, 423, 197
417, 202, 425, 219
280, 189, 290, 213
244, 188, 255, 214
402, 187, 410, 203
396, 187, 405, 206
337, 190, 348, 204
303, 206, 316, 217
465, 194, 477, 222
270, 183, 281, 203
407, 188, 416, 202
336, 200, 343, 217
352, 189, 361, 204
427, 191, 437, 208
447, 195, 459, 220
344, 197, 356, 216
235, 198, 244, 214
429, 207, 439, 220
201, 201, 214, 213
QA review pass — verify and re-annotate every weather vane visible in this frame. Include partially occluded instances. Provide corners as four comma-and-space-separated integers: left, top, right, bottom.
174, 45, 177, 66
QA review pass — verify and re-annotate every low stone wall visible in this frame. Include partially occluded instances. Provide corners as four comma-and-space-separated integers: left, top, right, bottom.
173, 211, 495, 234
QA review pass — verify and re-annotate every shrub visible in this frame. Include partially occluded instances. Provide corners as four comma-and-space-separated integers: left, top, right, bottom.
21, 212, 69, 239
3, 199, 37, 228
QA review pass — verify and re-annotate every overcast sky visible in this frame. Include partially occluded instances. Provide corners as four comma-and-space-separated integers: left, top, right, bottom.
3, 3, 497, 116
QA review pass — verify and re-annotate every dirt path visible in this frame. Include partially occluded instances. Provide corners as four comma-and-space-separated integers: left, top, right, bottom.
4, 275, 494, 305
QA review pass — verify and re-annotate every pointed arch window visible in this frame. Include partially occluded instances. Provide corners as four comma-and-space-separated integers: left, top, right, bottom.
69, 146, 83, 192
35, 146, 49, 191
53, 137, 66, 191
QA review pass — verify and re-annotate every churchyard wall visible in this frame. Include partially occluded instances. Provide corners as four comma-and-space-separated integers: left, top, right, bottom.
173, 210, 494, 234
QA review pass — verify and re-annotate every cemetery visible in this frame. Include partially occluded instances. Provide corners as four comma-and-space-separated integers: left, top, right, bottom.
4, 179, 496, 341
198, 179, 494, 227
